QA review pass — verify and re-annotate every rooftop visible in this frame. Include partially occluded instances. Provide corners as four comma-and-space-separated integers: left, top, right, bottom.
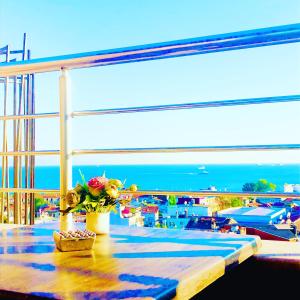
141, 206, 159, 214
219, 206, 286, 217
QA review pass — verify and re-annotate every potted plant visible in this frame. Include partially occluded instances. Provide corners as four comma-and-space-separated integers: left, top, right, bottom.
63, 172, 137, 234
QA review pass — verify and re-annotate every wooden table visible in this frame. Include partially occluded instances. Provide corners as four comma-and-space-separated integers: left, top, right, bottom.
0, 223, 261, 299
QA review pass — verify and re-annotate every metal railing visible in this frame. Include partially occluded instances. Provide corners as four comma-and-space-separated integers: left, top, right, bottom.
1, 94, 299, 121
1, 23, 300, 76
72, 144, 300, 155
1, 23, 300, 227
1, 144, 300, 157
2, 189, 300, 200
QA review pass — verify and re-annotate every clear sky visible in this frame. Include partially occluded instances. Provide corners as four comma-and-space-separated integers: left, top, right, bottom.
0, 0, 300, 165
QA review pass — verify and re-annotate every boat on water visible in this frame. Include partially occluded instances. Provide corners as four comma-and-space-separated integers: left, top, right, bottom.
198, 166, 208, 174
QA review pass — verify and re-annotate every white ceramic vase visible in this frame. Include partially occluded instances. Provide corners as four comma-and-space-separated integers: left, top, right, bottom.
86, 212, 110, 234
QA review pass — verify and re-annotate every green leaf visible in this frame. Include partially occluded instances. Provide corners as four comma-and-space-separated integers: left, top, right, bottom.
79, 169, 86, 184
82, 199, 89, 206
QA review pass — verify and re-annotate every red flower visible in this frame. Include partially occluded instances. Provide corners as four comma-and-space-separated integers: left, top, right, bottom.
88, 176, 108, 197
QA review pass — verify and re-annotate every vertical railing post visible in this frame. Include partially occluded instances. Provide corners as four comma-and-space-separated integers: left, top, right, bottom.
59, 68, 73, 231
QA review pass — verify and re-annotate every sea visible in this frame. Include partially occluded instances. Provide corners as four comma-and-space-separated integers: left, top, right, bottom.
29, 164, 300, 192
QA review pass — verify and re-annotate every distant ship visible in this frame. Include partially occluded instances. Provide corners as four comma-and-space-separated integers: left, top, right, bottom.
198, 166, 208, 174
200, 186, 217, 191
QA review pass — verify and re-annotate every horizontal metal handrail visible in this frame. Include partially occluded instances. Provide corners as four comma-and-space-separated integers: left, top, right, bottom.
0, 95, 300, 120
122, 190, 300, 199
0, 150, 59, 156
73, 144, 300, 155
0, 112, 59, 121
1, 144, 299, 157
1, 95, 299, 121
0, 188, 299, 199
10, 50, 25, 55
72, 95, 300, 117
1, 23, 299, 76
0, 188, 59, 194
0, 48, 24, 55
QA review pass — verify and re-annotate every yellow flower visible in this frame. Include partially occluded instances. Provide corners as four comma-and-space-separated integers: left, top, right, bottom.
108, 179, 123, 188
74, 184, 83, 193
65, 190, 80, 208
128, 184, 138, 192
106, 187, 120, 199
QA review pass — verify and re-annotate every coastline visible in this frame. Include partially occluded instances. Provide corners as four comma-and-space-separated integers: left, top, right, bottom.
1, 164, 299, 192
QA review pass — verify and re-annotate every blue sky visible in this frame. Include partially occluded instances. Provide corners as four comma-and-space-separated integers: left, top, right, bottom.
0, 0, 300, 165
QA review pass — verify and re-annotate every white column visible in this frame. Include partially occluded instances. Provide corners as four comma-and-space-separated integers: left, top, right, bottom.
59, 69, 73, 231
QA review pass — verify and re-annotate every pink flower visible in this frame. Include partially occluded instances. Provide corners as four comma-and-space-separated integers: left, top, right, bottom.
88, 176, 108, 189
88, 176, 108, 197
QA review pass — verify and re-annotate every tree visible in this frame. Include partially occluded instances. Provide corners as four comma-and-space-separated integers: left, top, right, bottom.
34, 198, 48, 213
230, 197, 244, 207
242, 179, 276, 193
242, 182, 256, 192
255, 179, 276, 192
168, 195, 177, 206
213, 196, 245, 211
214, 196, 232, 211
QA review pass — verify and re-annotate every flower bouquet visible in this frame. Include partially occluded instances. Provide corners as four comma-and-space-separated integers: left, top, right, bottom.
62, 172, 137, 234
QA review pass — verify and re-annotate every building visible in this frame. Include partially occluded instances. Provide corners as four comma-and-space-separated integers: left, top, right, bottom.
256, 197, 283, 205
177, 196, 214, 206
141, 206, 159, 227
186, 216, 237, 231
243, 224, 298, 241
166, 204, 212, 218
218, 207, 287, 224
39, 205, 60, 219
162, 216, 237, 231
177, 197, 202, 205
284, 183, 300, 193
110, 206, 144, 227
165, 196, 214, 218
164, 216, 190, 229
